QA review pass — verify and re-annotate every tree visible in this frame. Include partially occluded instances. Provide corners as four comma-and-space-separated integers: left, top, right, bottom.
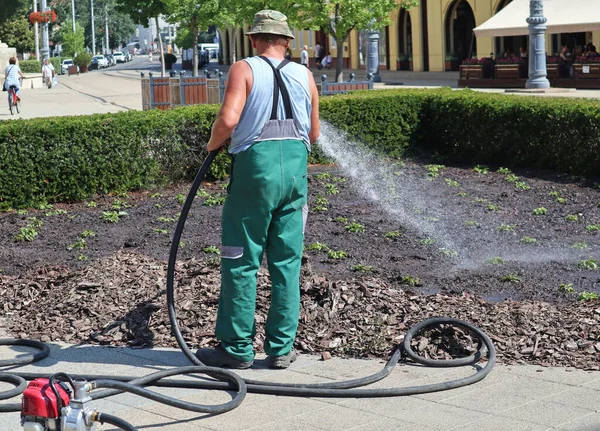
164, 0, 220, 76
0, 0, 28, 26
0, 9, 35, 54
59, 21, 85, 57
284, 0, 418, 81
216, 0, 263, 64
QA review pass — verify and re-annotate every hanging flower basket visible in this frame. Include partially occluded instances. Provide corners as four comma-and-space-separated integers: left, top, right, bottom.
29, 10, 57, 25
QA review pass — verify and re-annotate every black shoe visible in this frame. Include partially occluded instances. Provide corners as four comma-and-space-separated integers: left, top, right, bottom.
267, 349, 298, 369
195, 344, 253, 369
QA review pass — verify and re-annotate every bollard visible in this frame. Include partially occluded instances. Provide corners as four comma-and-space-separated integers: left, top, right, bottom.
366, 73, 373, 81
348, 73, 355, 82
140, 72, 145, 78
320, 75, 327, 82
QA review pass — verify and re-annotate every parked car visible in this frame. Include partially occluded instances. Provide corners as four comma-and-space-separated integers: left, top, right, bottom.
112, 52, 125, 63
121, 51, 132, 62
61, 58, 74, 74
92, 55, 108, 69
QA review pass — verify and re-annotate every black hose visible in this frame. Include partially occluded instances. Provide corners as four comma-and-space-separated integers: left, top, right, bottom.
0, 338, 49, 367
96, 412, 137, 431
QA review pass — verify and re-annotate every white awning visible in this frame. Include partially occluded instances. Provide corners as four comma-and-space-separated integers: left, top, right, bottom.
473, 0, 600, 38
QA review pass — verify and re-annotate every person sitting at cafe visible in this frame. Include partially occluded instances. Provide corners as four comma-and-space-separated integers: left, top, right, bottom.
586, 44, 598, 57
519, 47, 527, 58
559, 45, 573, 78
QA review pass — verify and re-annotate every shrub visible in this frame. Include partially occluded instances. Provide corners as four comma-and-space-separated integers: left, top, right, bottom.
74, 52, 92, 67
19, 60, 42, 73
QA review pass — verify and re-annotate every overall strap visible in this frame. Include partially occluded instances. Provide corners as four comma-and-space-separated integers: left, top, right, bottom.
259, 56, 294, 120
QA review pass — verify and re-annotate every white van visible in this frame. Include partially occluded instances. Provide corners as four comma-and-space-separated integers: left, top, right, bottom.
199, 43, 219, 58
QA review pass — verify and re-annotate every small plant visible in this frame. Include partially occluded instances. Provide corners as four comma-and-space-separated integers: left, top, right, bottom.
425, 164, 445, 178
473, 165, 489, 175
577, 258, 598, 270
345, 221, 365, 233
149, 193, 162, 198
80, 229, 96, 238
154, 204, 164, 209
332, 176, 346, 183
352, 264, 373, 272
444, 178, 460, 187
176, 194, 186, 205
153, 228, 169, 234
101, 211, 127, 223
400, 275, 422, 287
114, 191, 129, 199
85, 201, 97, 208
500, 274, 521, 283
157, 216, 176, 223
16, 209, 28, 215
315, 195, 329, 206
572, 242, 589, 249
328, 249, 348, 259
496, 224, 516, 232
487, 257, 504, 265
486, 204, 500, 212
203, 195, 226, 206
315, 172, 332, 180
179, 241, 186, 248
324, 184, 340, 195
197, 189, 210, 198
420, 238, 436, 245
77, 254, 88, 262
67, 238, 87, 251
473, 197, 488, 204
423, 216, 440, 222
555, 197, 566, 204
559, 283, 575, 293
514, 181, 531, 191
578, 292, 599, 301
585, 224, 600, 232
505, 174, 519, 183
456, 192, 469, 197
464, 220, 479, 227
497, 167, 512, 175
26, 217, 44, 228
203, 245, 220, 254
548, 191, 561, 198
564, 214, 579, 222
385, 230, 403, 239
307, 242, 329, 252
439, 248, 458, 258
334, 216, 348, 223
15, 227, 39, 242
520, 236, 537, 244
36, 202, 53, 210
112, 199, 130, 210
532, 207, 547, 216
45, 209, 68, 217
312, 205, 328, 212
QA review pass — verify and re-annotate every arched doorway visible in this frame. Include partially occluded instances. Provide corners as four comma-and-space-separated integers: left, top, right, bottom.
398, 9, 413, 70
445, 0, 476, 63
494, 0, 527, 58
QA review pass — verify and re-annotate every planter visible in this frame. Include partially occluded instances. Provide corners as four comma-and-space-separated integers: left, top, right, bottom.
397, 59, 410, 70
494, 64, 520, 79
445, 60, 451, 71
459, 65, 483, 80
79, 65, 88, 73
573, 64, 600, 79
67, 65, 78, 76
546, 64, 559, 80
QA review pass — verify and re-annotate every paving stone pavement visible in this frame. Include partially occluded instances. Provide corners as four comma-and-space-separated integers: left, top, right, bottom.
0, 343, 598, 430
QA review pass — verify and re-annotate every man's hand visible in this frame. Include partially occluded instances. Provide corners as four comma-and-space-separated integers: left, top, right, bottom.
207, 138, 230, 152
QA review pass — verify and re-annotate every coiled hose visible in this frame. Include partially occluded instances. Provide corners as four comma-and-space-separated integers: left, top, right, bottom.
0, 150, 495, 430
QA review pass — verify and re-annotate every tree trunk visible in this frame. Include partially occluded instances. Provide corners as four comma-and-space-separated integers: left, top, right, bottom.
155, 16, 166, 77
192, 25, 199, 77
335, 37, 344, 82
231, 27, 238, 64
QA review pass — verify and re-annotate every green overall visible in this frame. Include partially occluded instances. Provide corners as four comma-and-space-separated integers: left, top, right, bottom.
216, 58, 308, 362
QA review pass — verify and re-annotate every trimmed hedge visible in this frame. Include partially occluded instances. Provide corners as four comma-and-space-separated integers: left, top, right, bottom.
18, 58, 63, 74
1, 88, 600, 208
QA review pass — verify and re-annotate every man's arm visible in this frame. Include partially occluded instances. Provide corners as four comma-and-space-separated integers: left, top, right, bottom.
307, 70, 320, 144
206, 60, 252, 151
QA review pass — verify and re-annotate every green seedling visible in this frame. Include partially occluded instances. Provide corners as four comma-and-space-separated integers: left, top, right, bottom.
586, 224, 600, 232
385, 230, 403, 239
315, 172, 332, 180
197, 189, 210, 198
324, 184, 340, 195
154, 203, 164, 209
487, 257, 505, 265
332, 176, 346, 183
423, 216, 440, 222
85, 201, 97, 208
564, 214, 579, 222
497, 167, 512, 175
486, 204, 500, 212
26, 217, 44, 228
532, 207, 547, 216
45, 209, 67, 217
578, 258, 598, 270
80, 230, 96, 238
496, 224, 516, 232
500, 274, 521, 283
345, 222, 365, 233
149, 193, 162, 198
572, 242, 589, 249
578, 292, 599, 301
334, 216, 348, 223
514, 181, 531, 191
203, 195, 226, 206
179, 241, 186, 248
559, 283, 575, 293
425, 164, 445, 178
456, 192, 470, 197
328, 249, 348, 259
77, 254, 88, 262
400, 275, 422, 287
153, 228, 169, 234
36, 202, 53, 210
464, 220, 479, 227
473, 197, 488, 204
307, 242, 329, 252
548, 191, 561, 198
520, 236, 537, 244
444, 178, 460, 187
203, 245, 220, 255
157, 216, 176, 223
112, 199, 130, 210
15, 227, 39, 242
473, 165, 489, 175
413, 207, 424, 214
176, 194, 186, 205
555, 197, 566, 204
439, 248, 458, 258
67, 238, 87, 251
315, 195, 329, 206
100, 211, 127, 223
420, 238, 436, 245
114, 192, 129, 199
16, 209, 28, 215
505, 174, 519, 183
352, 264, 373, 272
312, 205, 328, 212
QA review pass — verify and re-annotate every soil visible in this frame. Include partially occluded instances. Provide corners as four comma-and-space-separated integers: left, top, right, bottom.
1, 161, 599, 370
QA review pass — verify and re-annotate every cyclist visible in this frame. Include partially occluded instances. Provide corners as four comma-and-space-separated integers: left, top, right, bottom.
4, 57, 25, 103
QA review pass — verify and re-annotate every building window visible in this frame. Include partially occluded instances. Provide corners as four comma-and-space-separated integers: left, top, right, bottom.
292, 29, 296, 49
330, 36, 336, 48
308, 31, 313, 47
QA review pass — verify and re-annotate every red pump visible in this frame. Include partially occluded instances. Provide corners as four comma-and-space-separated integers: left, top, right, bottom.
21, 378, 70, 430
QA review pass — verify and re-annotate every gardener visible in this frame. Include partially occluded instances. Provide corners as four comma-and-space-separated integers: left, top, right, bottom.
197, 9, 320, 369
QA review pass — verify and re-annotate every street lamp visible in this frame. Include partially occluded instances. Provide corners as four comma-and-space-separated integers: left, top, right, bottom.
366, 24, 382, 83
526, 0, 550, 88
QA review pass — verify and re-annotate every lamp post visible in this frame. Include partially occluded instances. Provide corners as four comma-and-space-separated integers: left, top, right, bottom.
33, 0, 40, 60
40, 0, 50, 61
71, 0, 76, 32
91, 0, 96, 54
526, 0, 550, 88
366, 27, 382, 83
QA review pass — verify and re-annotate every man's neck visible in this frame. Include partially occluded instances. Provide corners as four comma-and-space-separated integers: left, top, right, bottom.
257, 46, 285, 60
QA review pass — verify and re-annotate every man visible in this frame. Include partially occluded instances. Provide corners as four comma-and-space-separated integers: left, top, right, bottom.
314, 42, 321, 65
301, 44, 309, 68
197, 10, 320, 369
41, 59, 55, 89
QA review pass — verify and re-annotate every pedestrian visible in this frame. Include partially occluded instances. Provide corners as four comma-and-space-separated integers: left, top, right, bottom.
314, 42, 321, 64
4, 57, 25, 102
41, 59, 55, 89
301, 44, 309, 68
325, 52, 333, 69
196, 9, 320, 370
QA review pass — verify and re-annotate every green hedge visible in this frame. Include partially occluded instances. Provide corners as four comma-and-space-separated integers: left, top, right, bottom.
1, 88, 600, 208
19, 60, 41, 73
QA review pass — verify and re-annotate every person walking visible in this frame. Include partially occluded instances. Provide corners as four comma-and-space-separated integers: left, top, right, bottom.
300, 44, 309, 68
41, 59, 55, 89
4, 57, 25, 102
196, 9, 320, 370
314, 42, 321, 65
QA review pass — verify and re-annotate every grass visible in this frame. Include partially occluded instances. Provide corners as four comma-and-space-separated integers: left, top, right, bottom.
520, 236, 537, 244
385, 230, 403, 239
532, 207, 547, 216
496, 224, 516, 232
307, 242, 329, 252
500, 274, 521, 283
328, 250, 348, 259
203, 245, 220, 254
352, 264, 373, 272
577, 258, 598, 270
487, 257, 505, 265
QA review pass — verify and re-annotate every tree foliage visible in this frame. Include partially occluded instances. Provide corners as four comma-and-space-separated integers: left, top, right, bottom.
59, 22, 85, 57
0, 8, 35, 54
0, 0, 28, 25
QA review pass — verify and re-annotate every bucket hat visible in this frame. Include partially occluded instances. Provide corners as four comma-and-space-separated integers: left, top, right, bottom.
246, 10, 294, 39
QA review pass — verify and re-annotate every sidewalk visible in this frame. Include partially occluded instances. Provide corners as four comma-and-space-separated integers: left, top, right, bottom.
1, 342, 598, 430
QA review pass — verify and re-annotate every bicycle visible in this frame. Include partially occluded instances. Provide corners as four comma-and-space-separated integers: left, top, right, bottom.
8, 85, 20, 115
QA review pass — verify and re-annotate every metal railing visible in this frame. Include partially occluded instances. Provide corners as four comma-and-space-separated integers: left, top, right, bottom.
320, 73, 374, 96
